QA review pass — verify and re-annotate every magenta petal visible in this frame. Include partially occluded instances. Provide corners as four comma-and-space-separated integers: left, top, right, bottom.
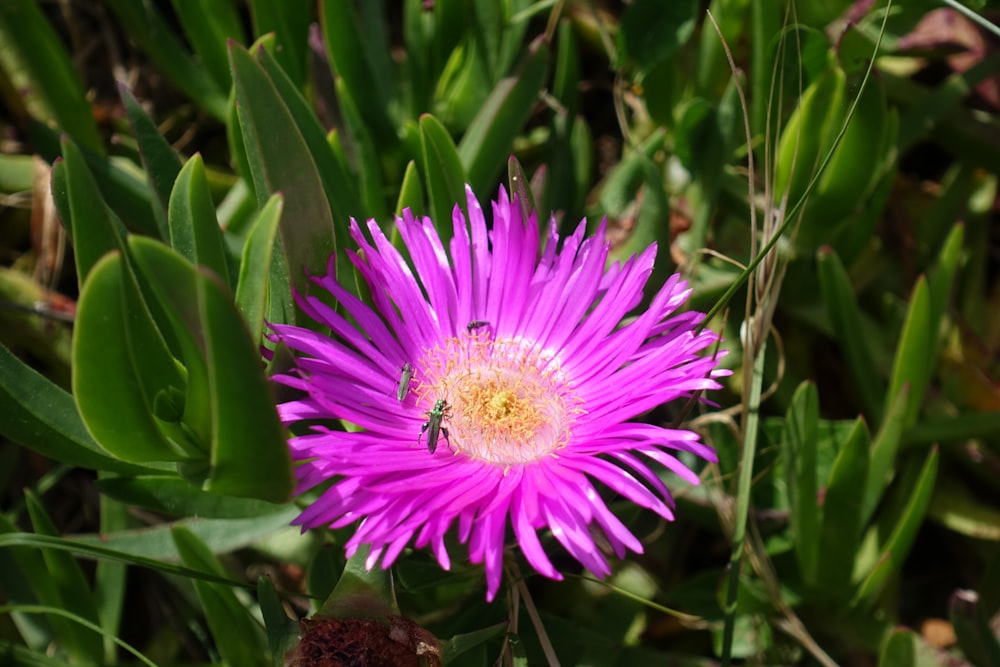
269, 185, 725, 601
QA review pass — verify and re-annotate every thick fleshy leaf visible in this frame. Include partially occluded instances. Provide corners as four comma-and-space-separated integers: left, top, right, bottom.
420, 113, 467, 245
855, 447, 939, 601
258, 576, 301, 667
861, 386, 909, 526
320, 0, 396, 147
66, 510, 301, 562
591, 130, 672, 281
816, 418, 870, 597
103, 0, 229, 119
95, 490, 128, 663
98, 475, 288, 520
119, 82, 181, 239
199, 264, 293, 502
951, 589, 1000, 667
458, 35, 549, 194
171, 0, 245, 92
317, 546, 398, 620
817, 246, 883, 419
885, 277, 932, 429
783, 382, 820, 585
0, 514, 63, 656
33, 120, 158, 237
255, 45, 362, 236
128, 237, 293, 502
51, 137, 127, 287
507, 155, 538, 228
440, 623, 508, 664
249, 0, 311, 89
229, 42, 336, 312
878, 628, 946, 667
927, 224, 964, 348
0, 0, 103, 153
395, 160, 425, 217
172, 527, 267, 667
168, 154, 232, 287
73, 253, 189, 463
235, 194, 284, 344
23, 492, 103, 662
617, 0, 698, 72
128, 238, 213, 454
0, 342, 155, 474
927, 476, 1000, 541
334, 76, 387, 224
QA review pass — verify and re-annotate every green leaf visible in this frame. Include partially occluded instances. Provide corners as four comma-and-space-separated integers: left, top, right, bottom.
395, 160, 425, 217
0, 342, 154, 474
885, 277, 932, 429
507, 155, 538, 228
103, 0, 229, 119
855, 447, 939, 601
52, 137, 127, 287
420, 113, 467, 243
23, 492, 103, 662
773, 64, 845, 214
98, 475, 289, 519
168, 155, 232, 287
927, 224, 964, 349
199, 265, 293, 502
34, 119, 158, 237
617, 0, 698, 72
172, 527, 267, 667
335, 76, 387, 224
0, 0, 103, 153
118, 82, 181, 240
0, 531, 265, 588
879, 628, 943, 667
817, 246, 884, 419
94, 490, 128, 663
320, 0, 396, 147
861, 385, 910, 526
258, 576, 301, 667
434, 38, 493, 132
440, 622, 508, 664
927, 475, 1000, 541
249, 0, 311, 88
128, 237, 293, 502
317, 545, 398, 620
674, 97, 727, 199
73, 253, 189, 463
0, 514, 68, 659
229, 42, 337, 315
235, 194, 284, 344
816, 418, 870, 597
552, 19, 580, 119
171, 0, 245, 92
458, 35, 549, 194
782, 382, 820, 585
255, 44, 363, 235
591, 130, 671, 280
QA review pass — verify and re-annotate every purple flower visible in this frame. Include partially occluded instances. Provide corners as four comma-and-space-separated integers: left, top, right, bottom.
270, 186, 726, 601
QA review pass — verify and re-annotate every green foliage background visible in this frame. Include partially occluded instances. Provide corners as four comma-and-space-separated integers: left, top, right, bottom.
0, 0, 998, 665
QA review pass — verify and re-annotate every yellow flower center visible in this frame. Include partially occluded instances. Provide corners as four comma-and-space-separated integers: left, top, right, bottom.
417, 329, 581, 464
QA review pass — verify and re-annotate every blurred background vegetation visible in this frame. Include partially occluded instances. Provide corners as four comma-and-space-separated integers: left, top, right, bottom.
0, 0, 999, 665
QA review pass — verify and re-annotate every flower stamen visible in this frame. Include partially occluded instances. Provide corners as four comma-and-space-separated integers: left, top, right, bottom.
417, 333, 580, 464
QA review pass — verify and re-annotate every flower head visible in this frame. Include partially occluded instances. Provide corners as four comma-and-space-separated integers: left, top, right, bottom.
271, 186, 725, 600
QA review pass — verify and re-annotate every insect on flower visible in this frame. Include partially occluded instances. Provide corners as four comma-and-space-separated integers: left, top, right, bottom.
269, 185, 728, 600
419, 398, 451, 453
396, 363, 413, 402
